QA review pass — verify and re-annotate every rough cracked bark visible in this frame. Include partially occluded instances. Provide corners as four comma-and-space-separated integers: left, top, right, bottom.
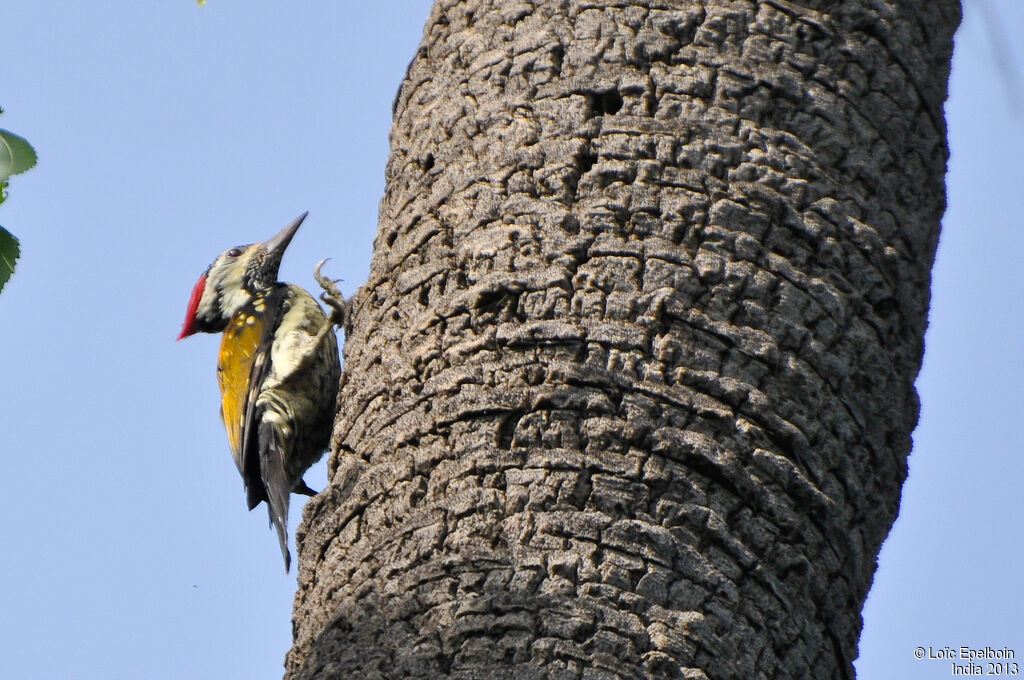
287, 1, 959, 678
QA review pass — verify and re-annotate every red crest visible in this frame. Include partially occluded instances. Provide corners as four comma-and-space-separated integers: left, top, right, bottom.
178, 274, 207, 340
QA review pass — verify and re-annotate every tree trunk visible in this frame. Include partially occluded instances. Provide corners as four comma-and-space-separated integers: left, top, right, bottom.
286, 1, 959, 678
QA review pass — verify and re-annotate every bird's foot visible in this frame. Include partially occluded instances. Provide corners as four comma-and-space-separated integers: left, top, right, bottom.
314, 259, 348, 331
294, 478, 318, 497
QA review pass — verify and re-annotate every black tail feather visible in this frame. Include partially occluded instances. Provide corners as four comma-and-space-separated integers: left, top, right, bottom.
259, 420, 292, 572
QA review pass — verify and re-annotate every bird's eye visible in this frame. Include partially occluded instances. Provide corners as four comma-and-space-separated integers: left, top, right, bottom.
227, 248, 243, 258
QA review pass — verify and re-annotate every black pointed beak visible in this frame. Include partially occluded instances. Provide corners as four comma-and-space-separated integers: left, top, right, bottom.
264, 211, 308, 257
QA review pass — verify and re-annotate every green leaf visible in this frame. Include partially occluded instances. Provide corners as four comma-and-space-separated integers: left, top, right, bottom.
0, 129, 38, 182
0, 225, 20, 294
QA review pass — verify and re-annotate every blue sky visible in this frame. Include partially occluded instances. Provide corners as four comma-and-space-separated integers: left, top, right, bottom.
1, 2, 1020, 678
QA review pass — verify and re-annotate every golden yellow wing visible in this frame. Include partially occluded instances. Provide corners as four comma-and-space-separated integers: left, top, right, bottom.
217, 311, 270, 474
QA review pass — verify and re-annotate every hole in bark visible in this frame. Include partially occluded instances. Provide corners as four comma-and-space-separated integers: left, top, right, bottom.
436, 651, 453, 674
475, 289, 505, 310
421, 153, 434, 171
550, 560, 577, 583
497, 412, 519, 449
587, 89, 623, 117
561, 213, 580, 234
550, 44, 564, 75
570, 468, 593, 508
409, 480, 427, 507
578, 150, 598, 174
872, 296, 899, 318
475, 288, 518, 317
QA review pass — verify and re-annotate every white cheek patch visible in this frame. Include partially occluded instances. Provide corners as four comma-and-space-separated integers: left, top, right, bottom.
201, 253, 250, 320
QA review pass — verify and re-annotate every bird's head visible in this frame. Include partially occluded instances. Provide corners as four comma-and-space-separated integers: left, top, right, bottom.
178, 212, 307, 339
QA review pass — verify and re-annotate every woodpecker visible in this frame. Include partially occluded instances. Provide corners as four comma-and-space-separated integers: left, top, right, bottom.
178, 212, 345, 571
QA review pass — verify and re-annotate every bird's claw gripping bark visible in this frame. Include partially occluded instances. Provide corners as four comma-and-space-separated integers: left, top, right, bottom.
314, 259, 348, 332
